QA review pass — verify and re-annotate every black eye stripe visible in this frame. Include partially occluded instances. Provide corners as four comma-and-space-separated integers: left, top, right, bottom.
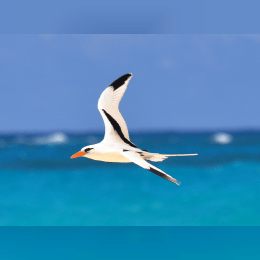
84, 148, 93, 152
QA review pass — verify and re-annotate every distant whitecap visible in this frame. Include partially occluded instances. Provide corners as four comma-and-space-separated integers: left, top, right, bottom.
212, 133, 233, 144
48, 132, 68, 144
34, 132, 68, 145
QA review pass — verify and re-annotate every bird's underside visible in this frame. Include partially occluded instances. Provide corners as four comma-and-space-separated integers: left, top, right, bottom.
84, 150, 197, 186
85, 152, 132, 163
85, 151, 197, 163
71, 73, 198, 185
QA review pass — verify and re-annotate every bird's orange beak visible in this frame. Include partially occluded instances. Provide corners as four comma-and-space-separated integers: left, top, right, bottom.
70, 151, 86, 159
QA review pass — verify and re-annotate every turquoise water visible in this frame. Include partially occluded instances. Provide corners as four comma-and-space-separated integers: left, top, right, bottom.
0, 131, 259, 225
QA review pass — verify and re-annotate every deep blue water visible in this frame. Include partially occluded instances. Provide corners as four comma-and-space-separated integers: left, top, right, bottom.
0, 131, 259, 225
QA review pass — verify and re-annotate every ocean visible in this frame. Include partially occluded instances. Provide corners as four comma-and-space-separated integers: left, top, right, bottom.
0, 131, 259, 226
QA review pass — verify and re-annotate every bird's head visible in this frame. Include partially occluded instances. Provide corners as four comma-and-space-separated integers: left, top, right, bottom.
70, 146, 94, 159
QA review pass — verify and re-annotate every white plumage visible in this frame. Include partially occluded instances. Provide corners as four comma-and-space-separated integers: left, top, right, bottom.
71, 73, 197, 185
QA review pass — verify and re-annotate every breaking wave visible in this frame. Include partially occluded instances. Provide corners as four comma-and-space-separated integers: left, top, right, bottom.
212, 133, 233, 144
33, 132, 69, 145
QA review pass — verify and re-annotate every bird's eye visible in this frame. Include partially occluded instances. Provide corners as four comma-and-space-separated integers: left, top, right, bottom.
84, 148, 93, 153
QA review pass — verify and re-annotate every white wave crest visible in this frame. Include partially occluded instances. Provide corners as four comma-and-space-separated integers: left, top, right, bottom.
212, 133, 233, 144
34, 132, 68, 145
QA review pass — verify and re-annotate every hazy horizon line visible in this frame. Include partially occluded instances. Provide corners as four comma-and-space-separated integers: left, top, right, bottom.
1, 127, 260, 136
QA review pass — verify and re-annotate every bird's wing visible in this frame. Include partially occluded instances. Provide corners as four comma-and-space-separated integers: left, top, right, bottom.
98, 74, 137, 148
120, 150, 181, 185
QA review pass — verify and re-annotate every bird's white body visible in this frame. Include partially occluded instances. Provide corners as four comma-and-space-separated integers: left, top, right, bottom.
71, 73, 197, 185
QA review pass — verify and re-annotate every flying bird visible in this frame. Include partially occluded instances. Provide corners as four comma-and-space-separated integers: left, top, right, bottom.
71, 73, 197, 185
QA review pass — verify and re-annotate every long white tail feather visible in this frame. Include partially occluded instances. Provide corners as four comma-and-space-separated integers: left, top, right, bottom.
143, 153, 198, 162
153, 153, 198, 157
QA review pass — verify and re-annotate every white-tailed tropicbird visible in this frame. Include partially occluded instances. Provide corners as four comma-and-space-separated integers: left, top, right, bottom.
71, 73, 198, 185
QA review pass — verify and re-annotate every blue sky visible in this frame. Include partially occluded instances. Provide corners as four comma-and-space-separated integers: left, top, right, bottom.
0, 34, 259, 133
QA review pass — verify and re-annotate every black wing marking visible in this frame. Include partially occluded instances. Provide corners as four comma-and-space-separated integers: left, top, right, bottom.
102, 109, 138, 148
110, 73, 132, 91
121, 150, 181, 186
149, 167, 181, 185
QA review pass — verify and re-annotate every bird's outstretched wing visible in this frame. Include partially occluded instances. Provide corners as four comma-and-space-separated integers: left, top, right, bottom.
120, 150, 181, 185
98, 74, 137, 147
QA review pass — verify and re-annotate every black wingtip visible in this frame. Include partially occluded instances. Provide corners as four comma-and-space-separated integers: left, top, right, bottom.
110, 73, 133, 91
149, 167, 181, 186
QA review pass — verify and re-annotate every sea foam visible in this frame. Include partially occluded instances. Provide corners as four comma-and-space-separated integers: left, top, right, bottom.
33, 132, 68, 145
212, 133, 233, 144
